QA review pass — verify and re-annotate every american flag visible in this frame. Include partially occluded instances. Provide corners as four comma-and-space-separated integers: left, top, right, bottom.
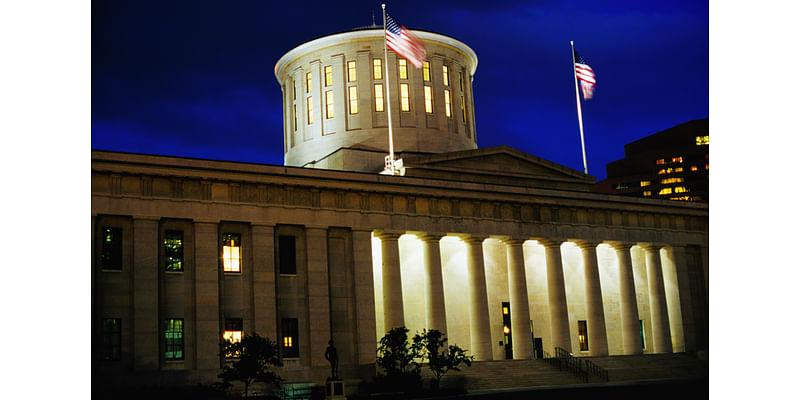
573, 48, 596, 100
386, 15, 426, 69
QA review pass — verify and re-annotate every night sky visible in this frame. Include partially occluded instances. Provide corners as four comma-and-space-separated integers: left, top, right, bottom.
91, 1, 709, 179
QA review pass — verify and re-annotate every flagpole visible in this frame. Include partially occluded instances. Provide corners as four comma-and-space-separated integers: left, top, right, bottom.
570, 40, 588, 175
382, 4, 395, 175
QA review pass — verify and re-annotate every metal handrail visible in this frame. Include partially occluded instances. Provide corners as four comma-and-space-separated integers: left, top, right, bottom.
543, 347, 609, 383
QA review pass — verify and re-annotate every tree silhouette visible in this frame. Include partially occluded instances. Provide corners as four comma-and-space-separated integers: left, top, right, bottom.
376, 327, 423, 391
413, 329, 473, 391
218, 333, 282, 398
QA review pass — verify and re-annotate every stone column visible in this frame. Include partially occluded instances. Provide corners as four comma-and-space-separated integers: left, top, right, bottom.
463, 235, 493, 361
132, 216, 159, 371
642, 243, 672, 353
420, 233, 448, 335
251, 224, 277, 340
305, 227, 331, 367
505, 239, 533, 359
194, 220, 220, 372
352, 229, 377, 370
611, 242, 642, 355
540, 239, 571, 352
577, 241, 609, 356
376, 232, 404, 332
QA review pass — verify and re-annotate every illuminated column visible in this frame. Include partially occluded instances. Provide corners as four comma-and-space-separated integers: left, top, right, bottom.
194, 220, 221, 372
377, 232, 404, 332
420, 233, 448, 335
611, 242, 643, 355
352, 229, 377, 366
577, 241, 609, 356
463, 235, 493, 361
251, 224, 277, 340
642, 243, 672, 353
540, 239, 571, 351
132, 216, 159, 370
505, 238, 533, 359
306, 227, 331, 367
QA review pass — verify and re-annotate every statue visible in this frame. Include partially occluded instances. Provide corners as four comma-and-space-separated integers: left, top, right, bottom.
324, 339, 339, 380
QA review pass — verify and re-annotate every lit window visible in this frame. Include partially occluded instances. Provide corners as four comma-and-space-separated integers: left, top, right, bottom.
690, 165, 698, 171
461, 96, 466, 122
674, 167, 684, 173
293, 104, 297, 131
281, 318, 299, 358
222, 233, 241, 273
665, 168, 674, 174
305, 72, 312, 93
373, 59, 382, 80
325, 90, 334, 119
347, 61, 357, 82
398, 59, 407, 79
306, 97, 313, 124
400, 83, 410, 112
374, 84, 384, 112
348, 86, 358, 114
660, 177, 684, 184
101, 226, 122, 270
324, 65, 333, 87
658, 187, 673, 195
223, 318, 243, 358
672, 156, 683, 163
670, 196, 692, 201
459, 71, 464, 91
278, 235, 296, 275
656, 159, 666, 165
578, 320, 589, 351
423, 61, 430, 82
444, 89, 452, 117
674, 186, 689, 193
640, 180, 651, 187
424, 86, 433, 113
657, 169, 666, 175
615, 183, 629, 190
643, 191, 652, 196
696, 135, 709, 145
164, 230, 183, 272
164, 318, 184, 360
103, 318, 121, 361
705, 163, 709, 170
292, 80, 296, 101
442, 65, 449, 86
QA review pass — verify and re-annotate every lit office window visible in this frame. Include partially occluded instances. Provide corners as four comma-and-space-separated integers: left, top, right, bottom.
674, 186, 689, 193
640, 180, 651, 187
223, 318, 243, 358
444, 89, 452, 117
424, 86, 433, 113
164, 230, 183, 272
643, 191, 652, 197
307, 97, 313, 124
164, 318, 184, 360
690, 165, 698, 171
324, 65, 333, 87
660, 177, 684, 184
400, 83, 410, 112
672, 156, 684, 163
306, 72, 312, 93
398, 59, 407, 79
442, 65, 449, 86
705, 164, 709, 170
670, 196, 692, 201
374, 84, 384, 112
461, 96, 466, 122
655, 159, 666, 165
325, 90, 334, 119
101, 227, 122, 270
103, 318, 122, 361
423, 61, 430, 82
222, 233, 241, 273
347, 61, 357, 82
657, 169, 666, 175
293, 104, 297, 131
348, 86, 358, 114
282, 318, 299, 358
373, 59, 382, 80
674, 167, 684, 173
578, 320, 589, 351
658, 187, 673, 195
696, 135, 709, 145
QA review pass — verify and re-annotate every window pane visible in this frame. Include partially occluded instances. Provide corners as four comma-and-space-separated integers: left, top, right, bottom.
373, 59, 382, 80
281, 318, 299, 358
103, 318, 122, 361
442, 65, 449, 86
306, 72, 312, 93
278, 235, 297, 275
307, 96, 313, 125
424, 86, 433, 113
347, 61, 357, 82
423, 61, 430, 82
325, 90, 334, 119
400, 83, 409, 112
398, 59, 407, 80
164, 230, 183, 271
374, 84, 384, 112
444, 89, 451, 117
164, 318, 184, 360
224, 318, 244, 358
324, 65, 333, 87
101, 227, 122, 270
348, 86, 358, 114
222, 233, 241, 272
461, 96, 466, 122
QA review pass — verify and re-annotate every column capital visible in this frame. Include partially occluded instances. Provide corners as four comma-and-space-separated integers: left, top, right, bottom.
534, 238, 565, 248
638, 242, 666, 252
455, 233, 488, 245
373, 230, 403, 240
501, 237, 527, 247
415, 232, 446, 243
572, 239, 601, 250
606, 241, 636, 251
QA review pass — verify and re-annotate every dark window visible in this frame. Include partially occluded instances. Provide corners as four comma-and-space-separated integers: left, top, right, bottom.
103, 318, 122, 361
640, 320, 646, 350
578, 320, 589, 351
224, 318, 244, 358
164, 230, 183, 271
101, 227, 122, 270
164, 318, 184, 360
281, 318, 299, 358
278, 235, 297, 275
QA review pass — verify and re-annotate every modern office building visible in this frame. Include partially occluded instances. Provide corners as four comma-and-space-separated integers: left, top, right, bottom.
92, 27, 708, 392
591, 119, 709, 202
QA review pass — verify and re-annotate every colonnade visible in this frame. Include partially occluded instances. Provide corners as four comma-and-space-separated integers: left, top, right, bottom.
373, 232, 680, 360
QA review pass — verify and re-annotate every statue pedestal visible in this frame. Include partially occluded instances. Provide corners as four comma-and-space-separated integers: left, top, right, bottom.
325, 379, 345, 400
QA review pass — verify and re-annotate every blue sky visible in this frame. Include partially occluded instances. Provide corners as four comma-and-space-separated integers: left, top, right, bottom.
91, 0, 709, 179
